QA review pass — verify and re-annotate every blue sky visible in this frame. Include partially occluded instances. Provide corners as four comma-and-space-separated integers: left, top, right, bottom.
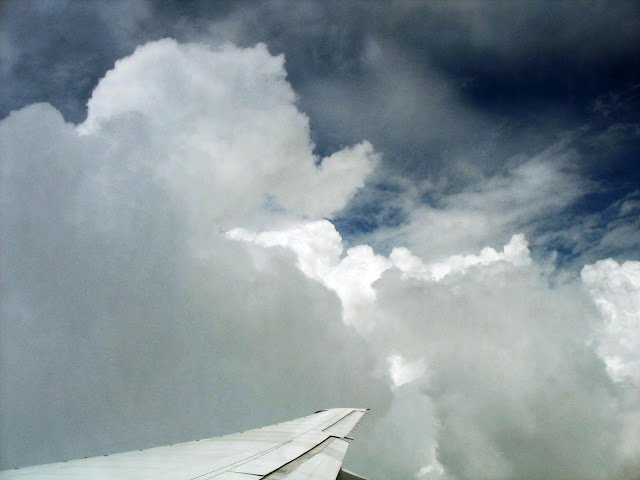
2, 2, 640, 479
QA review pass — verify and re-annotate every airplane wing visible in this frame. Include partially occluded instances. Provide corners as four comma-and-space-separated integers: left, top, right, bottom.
0, 408, 368, 480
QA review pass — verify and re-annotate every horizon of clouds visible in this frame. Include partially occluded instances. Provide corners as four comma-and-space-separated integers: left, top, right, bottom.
2, 3, 640, 480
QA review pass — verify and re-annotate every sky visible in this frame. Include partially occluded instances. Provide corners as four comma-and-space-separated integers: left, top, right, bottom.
1, 1, 640, 479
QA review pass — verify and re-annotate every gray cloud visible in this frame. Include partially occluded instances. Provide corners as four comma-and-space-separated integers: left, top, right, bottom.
0, 0, 154, 122
0, 44, 389, 469
224, 217, 640, 479
366, 260, 637, 480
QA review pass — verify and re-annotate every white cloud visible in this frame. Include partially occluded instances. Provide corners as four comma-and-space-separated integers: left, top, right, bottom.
582, 259, 640, 383
78, 39, 377, 238
388, 354, 425, 390
227, 220, 392, 324
368, 254, 635, 480
226, 221, 344, 281
227, 222, 532, 332
417, 453, 445, 480
390, 233, 531, 281
0, 40, 388, 469
229, 219, 640, 479
365, 140, 588, 263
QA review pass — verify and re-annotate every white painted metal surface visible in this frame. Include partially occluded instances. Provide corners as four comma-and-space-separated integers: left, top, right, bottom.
321, 410, 366, 438
0, 408, 367, 480
263, 438, 349, 480
231, 432, 330, 475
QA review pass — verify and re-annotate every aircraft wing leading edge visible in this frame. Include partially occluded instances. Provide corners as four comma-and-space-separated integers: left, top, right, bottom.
0, 408, 368, 480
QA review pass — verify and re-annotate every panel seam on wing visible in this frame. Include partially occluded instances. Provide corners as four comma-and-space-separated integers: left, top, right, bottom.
192, 411, 350, 479
260, 437, 347, 480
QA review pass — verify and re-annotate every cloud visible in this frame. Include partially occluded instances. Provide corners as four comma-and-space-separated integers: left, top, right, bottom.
0, 39, 388, 469
78, 39, 377, 232
229, 220, 640, 479
227, 220, 392, 325
536, 190, 640, 272
184, 3, 640, 271
369, 252, 638, 480
4, 1, 638, 267
227, 222, 531, 325
582, 259, 640, 383
390, 233, 531, 282
358, 134, 591, 265
0, 0, 153, 122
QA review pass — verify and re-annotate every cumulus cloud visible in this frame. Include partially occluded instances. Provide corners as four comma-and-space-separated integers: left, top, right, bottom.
582, 259, 640, 383
368, 252, 640, 479
78, 39, 377, 234
390, 233, 531, 281
227, 221, 531, 326
229, 220, 640, 479
0, 39, 388, 469
227, 220, 391, 325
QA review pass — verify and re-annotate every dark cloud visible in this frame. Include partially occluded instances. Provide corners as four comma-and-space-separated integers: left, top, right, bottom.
1, 1, 139, 122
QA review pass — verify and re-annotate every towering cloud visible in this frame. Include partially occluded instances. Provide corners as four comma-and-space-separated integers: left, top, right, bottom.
79, 39, 377, 232
0, 40, 386, 469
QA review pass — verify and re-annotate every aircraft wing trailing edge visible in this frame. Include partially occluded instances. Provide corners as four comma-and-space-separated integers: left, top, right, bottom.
0, 408, 368, 480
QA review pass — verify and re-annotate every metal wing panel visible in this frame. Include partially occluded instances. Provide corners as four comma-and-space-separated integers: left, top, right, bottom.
0, 408, 367, 480
0, 439, 274, 480
320, 410, 366, 438
202, 473, 259, 480
281, 439, 349, 480
230, 444, 314, 476
230, 433, 331, 476
261, 438, 349, 480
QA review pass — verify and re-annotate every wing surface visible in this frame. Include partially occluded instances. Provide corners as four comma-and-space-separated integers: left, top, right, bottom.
0, 408, 367, 480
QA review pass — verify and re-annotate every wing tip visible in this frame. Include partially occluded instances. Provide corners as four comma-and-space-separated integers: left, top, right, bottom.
337, 468, 369, 480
